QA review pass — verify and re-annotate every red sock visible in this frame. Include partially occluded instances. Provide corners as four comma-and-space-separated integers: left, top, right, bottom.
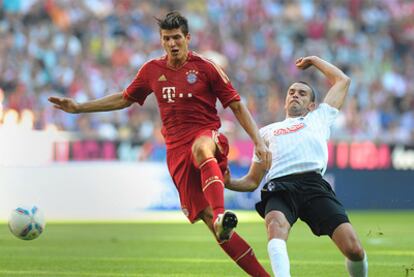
219, 232, 270, 277
199, 157, 225, 221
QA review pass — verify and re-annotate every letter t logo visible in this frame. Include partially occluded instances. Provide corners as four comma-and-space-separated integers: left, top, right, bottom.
162, 87, 176, 103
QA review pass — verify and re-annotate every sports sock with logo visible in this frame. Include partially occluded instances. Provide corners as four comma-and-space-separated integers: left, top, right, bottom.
199, 157, 225, 221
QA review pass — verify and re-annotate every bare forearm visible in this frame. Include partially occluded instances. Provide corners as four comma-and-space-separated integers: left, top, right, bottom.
225, 162, 266, 192
78, 92, 132, 113
309, 57, 350, 109
229, 101, 261, 145
227, 176, 259, 192
309, 56, 349, 84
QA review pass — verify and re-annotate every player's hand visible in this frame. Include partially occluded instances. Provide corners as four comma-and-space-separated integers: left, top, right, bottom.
254, 140, 272, 171
48, 96, 80, 113
295, 56, 315, 70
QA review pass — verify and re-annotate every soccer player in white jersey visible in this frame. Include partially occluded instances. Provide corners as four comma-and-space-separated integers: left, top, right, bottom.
225, 56, 368, 277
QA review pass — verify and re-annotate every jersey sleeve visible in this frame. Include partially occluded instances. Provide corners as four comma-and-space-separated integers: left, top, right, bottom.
310, 103, 339, 126
207, 61, 241, 108
122, 62, 152, 105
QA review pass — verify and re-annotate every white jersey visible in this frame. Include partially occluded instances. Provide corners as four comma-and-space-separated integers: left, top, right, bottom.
253, 103, 339, 182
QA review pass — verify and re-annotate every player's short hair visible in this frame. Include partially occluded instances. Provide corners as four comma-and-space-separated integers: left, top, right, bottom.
296, 81, 317, 102
156, 11, 189, 36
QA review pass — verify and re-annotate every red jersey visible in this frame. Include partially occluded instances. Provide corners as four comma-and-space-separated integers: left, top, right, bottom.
123, 51, 241, 149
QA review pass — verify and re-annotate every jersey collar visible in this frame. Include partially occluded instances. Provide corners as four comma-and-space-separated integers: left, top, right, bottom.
165, 51, 192, 71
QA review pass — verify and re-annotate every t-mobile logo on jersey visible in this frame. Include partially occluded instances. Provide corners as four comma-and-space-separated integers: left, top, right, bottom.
162, 87, 193, 103
162, 87, 176, 103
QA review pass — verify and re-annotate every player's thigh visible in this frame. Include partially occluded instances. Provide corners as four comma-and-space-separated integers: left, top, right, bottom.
264, 194, 297, 231
191, 136, 215, 154
193, 130, 229, 172
300, 195, 349, 237
191, 131, 217, 164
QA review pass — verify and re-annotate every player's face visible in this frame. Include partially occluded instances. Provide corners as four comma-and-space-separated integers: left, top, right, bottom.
160, 28, 190, 64
285, 83, 316, 117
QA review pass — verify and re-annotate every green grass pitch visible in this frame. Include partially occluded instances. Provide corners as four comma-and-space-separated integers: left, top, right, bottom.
0, 211, 413, 276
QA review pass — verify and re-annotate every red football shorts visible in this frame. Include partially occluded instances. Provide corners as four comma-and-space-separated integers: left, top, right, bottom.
166, 130, 229, 223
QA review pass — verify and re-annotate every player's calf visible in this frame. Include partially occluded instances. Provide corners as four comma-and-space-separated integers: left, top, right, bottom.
219, 231, 271, 277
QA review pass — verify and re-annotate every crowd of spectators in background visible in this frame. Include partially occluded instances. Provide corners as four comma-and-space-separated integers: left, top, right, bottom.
1, 0, 414, 146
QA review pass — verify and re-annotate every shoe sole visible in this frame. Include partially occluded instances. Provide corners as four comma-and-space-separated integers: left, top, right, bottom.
219, 211, 238, 241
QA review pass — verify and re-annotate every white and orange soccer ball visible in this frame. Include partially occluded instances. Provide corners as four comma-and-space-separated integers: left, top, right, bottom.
8, 206, 45, 240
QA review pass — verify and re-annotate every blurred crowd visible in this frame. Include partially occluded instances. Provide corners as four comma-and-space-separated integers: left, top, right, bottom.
1, 0, 414, 145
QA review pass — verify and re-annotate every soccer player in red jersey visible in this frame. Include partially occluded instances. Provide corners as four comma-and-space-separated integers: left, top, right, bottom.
49, 11, 271, 276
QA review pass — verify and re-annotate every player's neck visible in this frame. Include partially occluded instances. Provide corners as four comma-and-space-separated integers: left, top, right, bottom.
286, 111, 309, 118
167, 52, 189, 69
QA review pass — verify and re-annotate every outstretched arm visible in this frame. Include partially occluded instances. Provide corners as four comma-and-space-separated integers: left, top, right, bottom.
295, 56, 351, 110
48, 92, 133, 113
229, 100, 272, 170
224, 162, 267, 192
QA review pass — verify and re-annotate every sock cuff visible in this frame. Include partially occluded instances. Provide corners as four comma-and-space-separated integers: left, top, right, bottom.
199, 157, 217, 169
268, 238, 287, 252
346, 251, 368, 264
203, 179, 224, 191
345, 251, 368, 277
362, 251, 367, 261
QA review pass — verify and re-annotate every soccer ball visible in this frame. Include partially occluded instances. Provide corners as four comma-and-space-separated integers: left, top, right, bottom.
8, 206, 46, 240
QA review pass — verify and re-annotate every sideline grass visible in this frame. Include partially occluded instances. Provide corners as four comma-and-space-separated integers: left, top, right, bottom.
0, 211, 413, 276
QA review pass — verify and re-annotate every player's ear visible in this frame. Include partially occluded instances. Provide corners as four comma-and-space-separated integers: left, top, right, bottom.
186, 33, 191, 42
308, 102, 316, 111
159, 31, 164, 43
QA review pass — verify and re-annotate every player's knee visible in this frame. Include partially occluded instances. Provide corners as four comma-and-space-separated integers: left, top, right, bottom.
344, 242, 365, 261
200, 207, 214, 220
202, 211, 214, 222
191, 138, 215, 164
265, 211, 289, 239
200, 209, 214, 230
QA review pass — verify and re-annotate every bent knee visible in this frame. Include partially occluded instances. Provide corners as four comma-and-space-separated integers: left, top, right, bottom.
199, 208, 214, 230
265, 211, 290, 239
191, 137, 216, 164
345, 243, 365, 261
200, 208, 214, 222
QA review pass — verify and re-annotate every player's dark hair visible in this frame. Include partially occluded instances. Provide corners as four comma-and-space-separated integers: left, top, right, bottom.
297, 81, 317, 102
155, 11, 189, 36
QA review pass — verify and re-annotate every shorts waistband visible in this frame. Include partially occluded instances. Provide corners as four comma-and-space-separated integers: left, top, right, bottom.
269, 171, 322, 183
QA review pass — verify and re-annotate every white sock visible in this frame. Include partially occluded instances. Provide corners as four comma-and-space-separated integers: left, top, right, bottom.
267, 238, 291, 277
346, 251, 368, 277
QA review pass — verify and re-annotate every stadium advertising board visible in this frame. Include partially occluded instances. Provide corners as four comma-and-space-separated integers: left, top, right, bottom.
1, 134, 413, 211
51, 140, 414, 171
52, 140, 414, 210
